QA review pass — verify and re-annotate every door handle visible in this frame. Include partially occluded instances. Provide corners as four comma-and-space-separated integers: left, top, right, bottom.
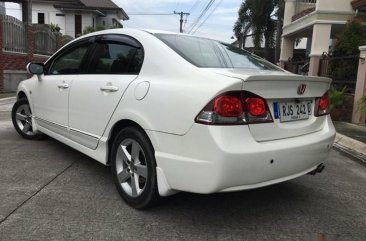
57, 83, 69, 89
100, 86, 119, 92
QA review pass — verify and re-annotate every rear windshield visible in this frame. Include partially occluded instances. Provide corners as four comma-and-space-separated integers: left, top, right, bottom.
155, 34, 280, 70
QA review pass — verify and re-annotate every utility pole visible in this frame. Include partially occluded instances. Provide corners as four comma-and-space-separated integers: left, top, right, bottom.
174, 11, 190, 33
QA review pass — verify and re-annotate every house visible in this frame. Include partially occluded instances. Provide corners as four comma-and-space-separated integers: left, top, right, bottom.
0, 2, 5, 15
279, 0, 366, 124
31, 0, 129, 38
279, 0, 366, 76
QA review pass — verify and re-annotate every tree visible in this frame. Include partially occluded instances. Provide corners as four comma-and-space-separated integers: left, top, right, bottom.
333, 18, 366, 56
233, 0, 285, 61
329, 18, 366, 87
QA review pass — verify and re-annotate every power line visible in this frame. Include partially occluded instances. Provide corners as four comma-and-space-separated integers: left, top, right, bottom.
191, 0, 223, 34
188, 0, 214, 33
189, 0, 202, 12
175, 0, 181, 12
128, 13, 175, 15
188, 0, 215, 34
184, 0, 203, 29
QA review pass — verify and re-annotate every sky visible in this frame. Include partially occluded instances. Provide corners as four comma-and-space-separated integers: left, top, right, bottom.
5, 0, 243, 43
115, 0, 243, 43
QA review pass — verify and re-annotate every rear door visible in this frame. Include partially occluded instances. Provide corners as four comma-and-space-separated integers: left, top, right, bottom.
68, 34, 144, 149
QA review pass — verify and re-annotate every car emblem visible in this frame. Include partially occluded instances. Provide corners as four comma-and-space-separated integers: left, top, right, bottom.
297, 84, 306, 95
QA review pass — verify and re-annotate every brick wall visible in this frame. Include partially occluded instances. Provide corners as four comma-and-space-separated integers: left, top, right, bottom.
0, 16, 48, 92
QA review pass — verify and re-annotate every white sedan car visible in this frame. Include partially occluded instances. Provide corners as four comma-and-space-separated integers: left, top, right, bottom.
12, 29, 335, 208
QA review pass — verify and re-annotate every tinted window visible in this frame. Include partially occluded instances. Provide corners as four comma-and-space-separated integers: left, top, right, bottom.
155, 34, 280, 70
88, 42, 143, 74
47, 43, 90, 75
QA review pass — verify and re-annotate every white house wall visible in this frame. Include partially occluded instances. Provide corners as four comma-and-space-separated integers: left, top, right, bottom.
97, 12, 119, 27
65, 12, 75, 38
31, 2, 100, 38
316, 0, 353, 12
82, 13, 93, 33
32, 3, 66, 35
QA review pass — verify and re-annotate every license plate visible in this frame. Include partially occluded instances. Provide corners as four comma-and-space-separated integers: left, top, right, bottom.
276, 101, 312, 122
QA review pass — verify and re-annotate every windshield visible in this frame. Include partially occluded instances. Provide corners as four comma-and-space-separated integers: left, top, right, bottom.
155, 34, 281, 71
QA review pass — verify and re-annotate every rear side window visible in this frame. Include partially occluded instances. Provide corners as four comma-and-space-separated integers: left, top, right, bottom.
88, 41, 143, 74
155, 34, 280, 70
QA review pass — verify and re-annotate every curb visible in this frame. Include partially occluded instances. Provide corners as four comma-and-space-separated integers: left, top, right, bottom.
334, 133, 366, 165
0, 97, 16, 104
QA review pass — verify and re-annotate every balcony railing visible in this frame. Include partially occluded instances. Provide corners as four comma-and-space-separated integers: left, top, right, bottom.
292, 0, 317, 22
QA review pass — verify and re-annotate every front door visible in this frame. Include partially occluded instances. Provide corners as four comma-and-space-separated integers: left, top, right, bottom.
32, 39, 93, 137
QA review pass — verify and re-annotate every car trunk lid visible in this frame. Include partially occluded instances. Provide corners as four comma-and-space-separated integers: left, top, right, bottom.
213, 69, 332, 141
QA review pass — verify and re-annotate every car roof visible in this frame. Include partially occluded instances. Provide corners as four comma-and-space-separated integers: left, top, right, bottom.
79, 28, 207, 41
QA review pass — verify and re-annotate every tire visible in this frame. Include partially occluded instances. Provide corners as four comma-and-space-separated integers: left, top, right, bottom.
11, 98, 45, 140
110, 126, 161, 209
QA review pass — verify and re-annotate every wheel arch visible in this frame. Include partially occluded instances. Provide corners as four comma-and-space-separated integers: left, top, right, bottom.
17, 91, 28, 100
106, 119, 155, 165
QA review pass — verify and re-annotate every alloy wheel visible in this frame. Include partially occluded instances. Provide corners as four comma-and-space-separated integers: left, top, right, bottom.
115, 138, 148, 197
15, 103, 35, 136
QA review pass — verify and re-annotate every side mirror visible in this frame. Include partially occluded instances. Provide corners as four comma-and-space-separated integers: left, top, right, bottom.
27, 63, 44, 75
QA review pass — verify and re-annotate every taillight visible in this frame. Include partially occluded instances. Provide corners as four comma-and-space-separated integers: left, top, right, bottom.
195, 91, 273, 125
213, 96, 243, 117
245, 98, 266, 116
315, 91, 330, 116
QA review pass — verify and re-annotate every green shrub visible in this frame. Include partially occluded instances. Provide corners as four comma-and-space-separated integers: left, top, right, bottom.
357, 95, 366, 113
95, 24, 106, 31
82, 24, 107, 35
329, 86, 347, 111
49, 23, 61, 32
82, 26, 95, 35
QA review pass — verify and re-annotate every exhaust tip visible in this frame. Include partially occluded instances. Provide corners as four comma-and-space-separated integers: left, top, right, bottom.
307, 163, 325, 175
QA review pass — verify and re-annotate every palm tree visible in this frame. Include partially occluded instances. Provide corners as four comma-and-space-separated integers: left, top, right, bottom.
233, 0, 284, 61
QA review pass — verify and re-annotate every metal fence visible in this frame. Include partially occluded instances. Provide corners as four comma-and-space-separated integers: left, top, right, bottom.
2, 15, 73, 56
2, 15, 27, 53
295, 0, 317, 14
32, 24, 57, 56
318, 52, 359, 93
285, 58, 309, 75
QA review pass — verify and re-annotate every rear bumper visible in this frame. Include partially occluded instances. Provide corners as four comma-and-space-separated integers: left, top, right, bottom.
148, 116, 335, 195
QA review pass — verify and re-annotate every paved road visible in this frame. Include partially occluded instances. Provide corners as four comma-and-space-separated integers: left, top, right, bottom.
0, 99, 366, 241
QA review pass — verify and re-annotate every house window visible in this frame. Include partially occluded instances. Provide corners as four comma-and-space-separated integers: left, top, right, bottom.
38, 13, 45, 24
56, 13, 65, 17
75, 15, 82, 37
102, 20, 106, 26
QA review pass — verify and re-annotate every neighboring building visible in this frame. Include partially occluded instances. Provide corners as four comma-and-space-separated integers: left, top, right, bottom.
279, 0, 366, 76
0, 2, 5, 15
31, 0, 129, 37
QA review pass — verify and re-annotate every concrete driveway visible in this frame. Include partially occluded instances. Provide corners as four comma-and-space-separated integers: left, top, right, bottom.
0, 98, 366, 241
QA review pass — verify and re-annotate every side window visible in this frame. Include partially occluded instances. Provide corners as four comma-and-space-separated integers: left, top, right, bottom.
47, 43, 90, 75
88, 41, 143, 74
